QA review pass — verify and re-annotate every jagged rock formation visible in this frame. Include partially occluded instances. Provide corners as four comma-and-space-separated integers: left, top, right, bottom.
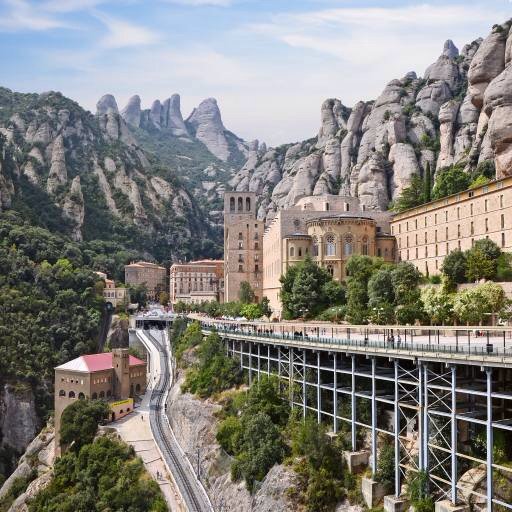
0, 87, 217, 259
232, 21, 512, 222
0, 423, 55, 512
168, 369, 297, 512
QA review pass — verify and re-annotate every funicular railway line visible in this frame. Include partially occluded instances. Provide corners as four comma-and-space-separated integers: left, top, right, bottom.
146, 329, 211, 512
196, 318, 512, 511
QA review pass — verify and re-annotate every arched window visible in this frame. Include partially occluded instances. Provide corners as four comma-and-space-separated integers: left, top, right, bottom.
59, 389, 65, 397
69, 391, 75, 398
312, 236, 319, 256
290, 246, 295, 257
344, 234, 353, 256
298, 248, 302, 257
106, 390, 111, 397
78, 392, 85, 400
92, 392, 98, 399
325, 234, 336, 256
246, 197, 251, 211
362, 236, 368, 256
327, 265, 334, 277
136, 384, 141, 392
238, 197, 243, 211
99, 391, 105, 398
230, 197, 235, 212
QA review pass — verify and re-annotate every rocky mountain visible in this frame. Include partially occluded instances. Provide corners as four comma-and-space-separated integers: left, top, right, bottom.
0, 87, 221, 261
232, 21, 512, 221
117, 93, 249, 225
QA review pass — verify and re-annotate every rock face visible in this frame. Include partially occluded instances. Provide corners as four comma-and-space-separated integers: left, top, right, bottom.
0, 384, 40, 455
232, 24, 512, 222
0, 87, 214, 257
168, 369, 297, 512
186, 98, 232, 161
121, 95, 141, 127
0, 423, 55, 512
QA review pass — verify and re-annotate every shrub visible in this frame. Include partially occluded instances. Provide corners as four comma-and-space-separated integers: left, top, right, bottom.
59, 399, 110, 452
431, 165, 470, 200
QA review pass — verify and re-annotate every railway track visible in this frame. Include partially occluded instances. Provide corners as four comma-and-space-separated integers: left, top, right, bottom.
146, 329, 211, 512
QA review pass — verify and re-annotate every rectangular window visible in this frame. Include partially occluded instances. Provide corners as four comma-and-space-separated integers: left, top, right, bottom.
399, 224, 401, 234
415, 248, 418, 259
457, 224, 461, 238
470, 222, 474, 235
485, 218, 489, 232
485, 199, 488, 212
435, 230, 437, 242
415, 219, 418, 229
406, 236, 409, 248
435, 244, 438, 256
445, 227, 448, 240
457, 207, 460, 219
406, 221, 409, 231
502, 214, 505, 229
502, 232, 506, 248
469, 191, 474, 198
446, 242, 449, 254
415, 234, 418, 245
501, 194, 504, 208
425, 247, 428, 258
445, 211, 448, 222
435, 214, 437, 224
470, 203, 473, 215
424, 217, 427, 227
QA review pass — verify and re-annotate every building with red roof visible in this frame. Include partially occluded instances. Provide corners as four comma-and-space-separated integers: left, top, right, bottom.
54, 348, 147, 451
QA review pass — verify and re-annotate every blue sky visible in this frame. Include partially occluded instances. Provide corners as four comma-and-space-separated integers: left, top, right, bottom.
0, 0, 510, 145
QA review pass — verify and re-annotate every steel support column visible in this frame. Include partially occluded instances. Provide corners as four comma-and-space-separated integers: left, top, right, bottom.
317, 352, 321, 424
248, 342, 252, 385
451, 365, 457, 505
486, 368, 493, 512
371, 357, 377, 476
303, 349, 307, 419
333, 353, 338, 433
257, 343, 261, 381
418, 362, 424, 470
423, 364, 429, 472
394, 359, 400, 497
351, 355, 356, 451
267, 345, 271, 376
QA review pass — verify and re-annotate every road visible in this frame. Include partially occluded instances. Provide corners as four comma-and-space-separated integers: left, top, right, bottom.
144, 329, 212, 512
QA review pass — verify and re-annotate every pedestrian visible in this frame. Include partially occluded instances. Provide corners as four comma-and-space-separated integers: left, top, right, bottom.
141, 415, 144, 421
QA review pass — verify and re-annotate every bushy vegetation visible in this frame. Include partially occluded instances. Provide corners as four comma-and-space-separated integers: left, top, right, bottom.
441, 239, 512, 284
392, 163, 432, 212
29, 436, 166, 512
182, 330, 242, 398
0, 470, 37, 512
280, 256, 346, 319
217, 378, 351, 511
59, 399, 110, 452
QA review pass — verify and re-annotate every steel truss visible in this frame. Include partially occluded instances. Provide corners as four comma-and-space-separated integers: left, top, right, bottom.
224, 336, 512, 510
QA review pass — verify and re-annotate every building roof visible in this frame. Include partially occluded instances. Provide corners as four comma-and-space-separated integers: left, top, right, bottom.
284, 232, 311, 239
55, 352, 145, 373
306, 213, 376, 224
125, 261, 166, 270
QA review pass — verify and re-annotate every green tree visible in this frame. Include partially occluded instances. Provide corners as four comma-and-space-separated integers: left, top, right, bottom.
375, 443, 395, 487
474, 238, 501, 260
240, 303, 262, 320
392, 174, 424, 212
158, 291, 169, 305
431, 165, 471, 200
259, 296, 272, 319
216, 416, 242, 455
441, 249, 467, 284
465, 248, 496, 282
279, 256, 331, 319
322, 280, 346, 306
231, 412, 287, 491
453, 287, 487, 325
423, 161, 432, 203
238, 281, 255, 304
421, 285, 454, 325
59, 400, 110, 452
182, 330, 241, 397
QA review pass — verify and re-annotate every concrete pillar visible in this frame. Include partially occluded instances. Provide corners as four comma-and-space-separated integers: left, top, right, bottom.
351, 355, 356, 451
317, 352, 321, 424
451, 366, 457, 505
486, 368, 493, 512
333, 353, 338, 433
394, 359, 400, 497
371, 357, 377, 476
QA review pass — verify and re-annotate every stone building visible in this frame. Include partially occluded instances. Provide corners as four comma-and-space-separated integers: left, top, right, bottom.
95, 271, 130, 308
262, 195, 395, 316
170, 259, 224, 304
223, 192, 264, 302
390, 177, 512, 275
54, 349, 146, 451
124, 261, 167, 302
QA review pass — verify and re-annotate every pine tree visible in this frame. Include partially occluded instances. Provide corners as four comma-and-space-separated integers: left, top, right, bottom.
423, 162, 431, 203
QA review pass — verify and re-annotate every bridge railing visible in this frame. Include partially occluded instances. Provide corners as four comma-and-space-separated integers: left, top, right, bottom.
198, 320, 512, 359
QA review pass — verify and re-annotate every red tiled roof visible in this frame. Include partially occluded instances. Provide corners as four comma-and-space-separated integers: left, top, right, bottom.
56, 352, 145, 372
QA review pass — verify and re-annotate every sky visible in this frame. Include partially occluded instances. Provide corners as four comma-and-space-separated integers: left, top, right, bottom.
0, 0, 510, 146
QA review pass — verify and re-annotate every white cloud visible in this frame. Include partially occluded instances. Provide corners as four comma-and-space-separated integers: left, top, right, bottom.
0, 0, 66, 31
163, 0, 232, 5
96, 14, 160, 48
43, 0, 109, 13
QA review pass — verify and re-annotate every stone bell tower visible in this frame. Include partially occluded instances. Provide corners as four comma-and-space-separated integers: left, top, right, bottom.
112, 348, 130, 399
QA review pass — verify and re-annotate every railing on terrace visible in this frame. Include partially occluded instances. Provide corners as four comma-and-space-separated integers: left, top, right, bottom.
195, 318, 512, 359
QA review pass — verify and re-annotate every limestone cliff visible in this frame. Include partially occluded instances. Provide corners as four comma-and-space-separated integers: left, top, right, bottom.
167, 369, 297, 512
232, 21, 512, 222
0, 87, 217, 259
